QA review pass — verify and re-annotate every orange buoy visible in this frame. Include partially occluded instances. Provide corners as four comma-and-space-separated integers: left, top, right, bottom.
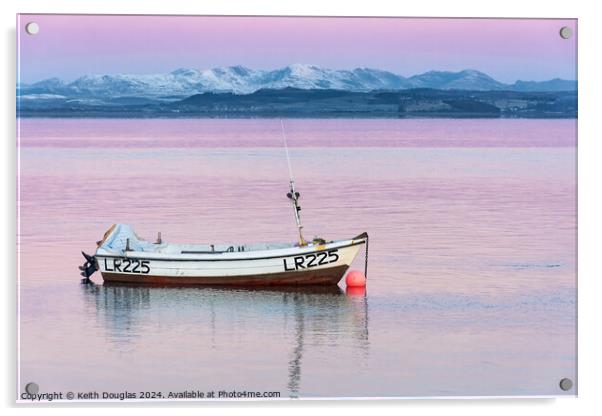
345, 269, 366, 287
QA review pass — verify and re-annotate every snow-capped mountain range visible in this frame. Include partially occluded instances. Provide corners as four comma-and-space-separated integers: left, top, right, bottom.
18, 64, 576, 100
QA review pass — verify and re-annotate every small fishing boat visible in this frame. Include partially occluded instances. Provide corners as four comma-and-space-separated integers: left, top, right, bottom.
81, 225, 367, 285
79, 121, 368, 286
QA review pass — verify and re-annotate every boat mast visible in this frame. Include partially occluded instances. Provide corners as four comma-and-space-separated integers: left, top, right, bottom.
280, 120, 307, 246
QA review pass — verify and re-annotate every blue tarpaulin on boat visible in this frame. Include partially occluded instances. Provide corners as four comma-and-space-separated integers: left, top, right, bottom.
99, 224, 156, 254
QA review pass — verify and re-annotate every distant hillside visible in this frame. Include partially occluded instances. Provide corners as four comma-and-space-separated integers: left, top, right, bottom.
17, 64, 577, 103
17, 87, 577, 119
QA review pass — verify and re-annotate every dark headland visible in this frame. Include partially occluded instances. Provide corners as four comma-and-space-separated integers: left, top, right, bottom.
17, 87, 577, 119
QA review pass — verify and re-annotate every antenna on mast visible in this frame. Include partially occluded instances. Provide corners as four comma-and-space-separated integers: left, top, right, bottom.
280, 119, 307, 246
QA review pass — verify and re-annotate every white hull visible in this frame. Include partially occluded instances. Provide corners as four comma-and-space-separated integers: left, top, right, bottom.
92, 225, 367, 285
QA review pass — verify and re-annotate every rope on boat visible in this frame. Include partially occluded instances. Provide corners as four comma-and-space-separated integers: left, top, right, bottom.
364, 233, 369, 279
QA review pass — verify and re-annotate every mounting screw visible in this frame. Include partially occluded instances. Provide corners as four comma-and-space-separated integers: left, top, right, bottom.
559, 378, 573, 391
25, 22, 39, 35
559, 26, 573, 40
25, 382, 39, 395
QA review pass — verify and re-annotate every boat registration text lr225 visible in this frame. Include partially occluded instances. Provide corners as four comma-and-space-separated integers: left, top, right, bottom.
103, 258, 151, 274
283, 249, 340, 271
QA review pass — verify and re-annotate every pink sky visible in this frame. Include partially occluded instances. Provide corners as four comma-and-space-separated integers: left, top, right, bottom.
17, 14, 576, 84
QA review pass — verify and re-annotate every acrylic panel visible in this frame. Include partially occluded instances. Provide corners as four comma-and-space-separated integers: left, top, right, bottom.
16, 14, 577, 401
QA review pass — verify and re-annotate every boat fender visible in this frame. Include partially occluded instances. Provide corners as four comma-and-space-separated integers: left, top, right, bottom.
346, 270, 366, 288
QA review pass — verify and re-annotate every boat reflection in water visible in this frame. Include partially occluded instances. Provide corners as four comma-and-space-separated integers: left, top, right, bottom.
80, 283, 369, 398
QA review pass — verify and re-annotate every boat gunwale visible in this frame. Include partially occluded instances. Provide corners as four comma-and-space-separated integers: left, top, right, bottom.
95, 238, 366, 262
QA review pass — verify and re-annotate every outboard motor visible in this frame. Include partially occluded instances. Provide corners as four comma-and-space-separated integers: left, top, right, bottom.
79, 251, 98, 284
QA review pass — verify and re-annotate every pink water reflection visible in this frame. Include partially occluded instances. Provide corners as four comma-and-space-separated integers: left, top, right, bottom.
18, 118, 576, 398
18, 118, 576, 148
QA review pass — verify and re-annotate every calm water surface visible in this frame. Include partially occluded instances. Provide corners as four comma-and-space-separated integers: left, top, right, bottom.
18, 118, 576, 398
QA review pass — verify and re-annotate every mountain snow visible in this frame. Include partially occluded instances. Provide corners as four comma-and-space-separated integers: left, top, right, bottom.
18, 64, 576, 99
